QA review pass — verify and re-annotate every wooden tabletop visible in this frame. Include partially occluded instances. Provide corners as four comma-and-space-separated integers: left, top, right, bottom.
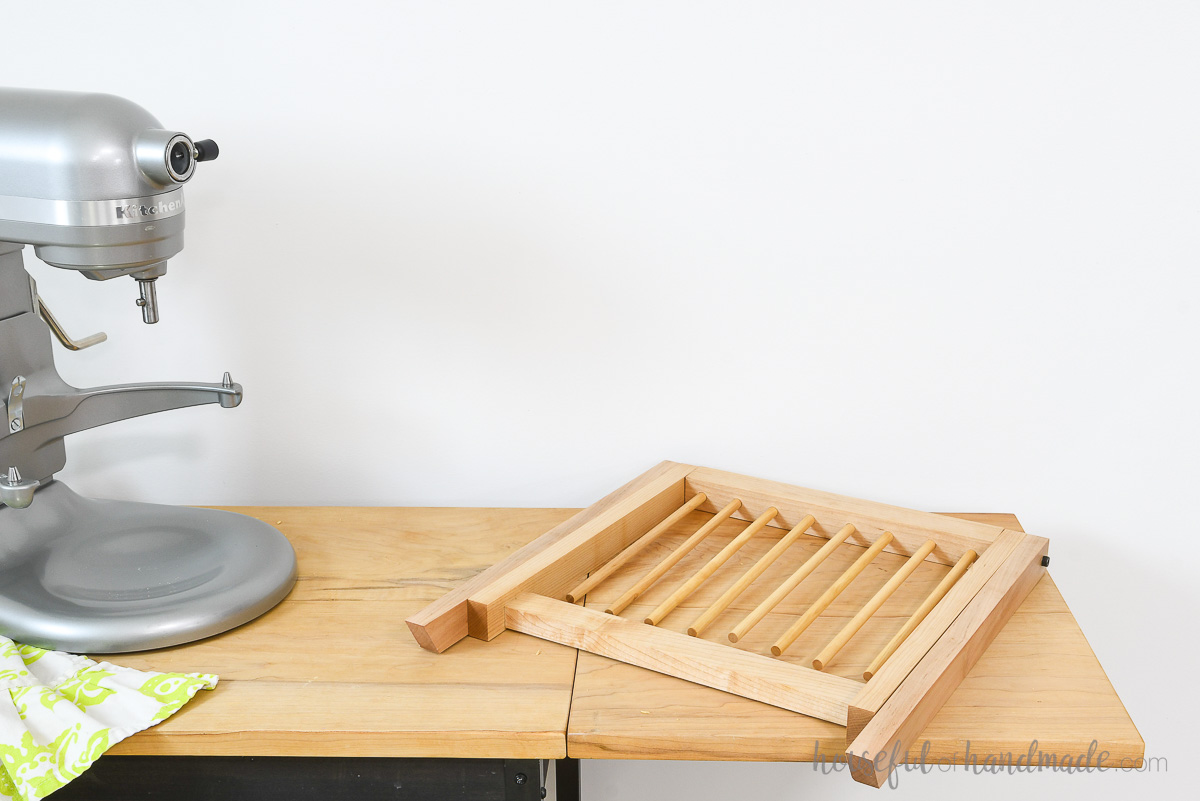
102, 507, 1142, 766
105, 507, 582, 759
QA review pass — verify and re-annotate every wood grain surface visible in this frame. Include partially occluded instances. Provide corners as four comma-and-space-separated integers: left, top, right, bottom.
92, 506, 1141, 770
567, 512, 1143, 767
100, 506, 582, 759
846, 533, 1050, 786
466, 462, 691, 640
685, 468, 1007, 565
505, 593, 860, 725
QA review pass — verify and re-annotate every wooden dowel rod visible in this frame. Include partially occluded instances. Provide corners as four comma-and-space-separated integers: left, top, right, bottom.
770, 532, 895, 657
811, 539, 937, 671
644, 507, 780, 626
728, 523, 856, 643
862, 548, 978, 680
687, 515, 816, 637
565, 492, 709, 603
605, 498, 743, 616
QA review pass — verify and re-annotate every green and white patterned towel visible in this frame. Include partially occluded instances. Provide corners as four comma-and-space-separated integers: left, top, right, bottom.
0, 636, 216, 801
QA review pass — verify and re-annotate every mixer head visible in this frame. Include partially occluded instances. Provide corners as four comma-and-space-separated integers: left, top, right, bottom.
0, 88, 218, 323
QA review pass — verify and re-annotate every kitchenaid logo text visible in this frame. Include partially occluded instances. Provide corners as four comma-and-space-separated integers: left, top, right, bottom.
114, 197, 184, 219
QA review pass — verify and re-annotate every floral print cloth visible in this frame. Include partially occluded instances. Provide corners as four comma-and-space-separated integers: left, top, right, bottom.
0, 636, 216, 801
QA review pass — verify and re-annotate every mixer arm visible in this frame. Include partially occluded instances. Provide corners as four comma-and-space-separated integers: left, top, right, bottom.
8, 372, 242, 447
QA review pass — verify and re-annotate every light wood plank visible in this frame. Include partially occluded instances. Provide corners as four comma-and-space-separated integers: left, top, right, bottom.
105, 506, 582, 759
461, 461, 694, 641
566, 513, 1142, 769
506, 593, 861, 726
92, 506, 1139, 769
849, 528, 1027, 722
845, 534, 1050, 787
108, 681, 568, 758
406, 461, 689, 651
686, 466, 1004, 565
566, 492, 709, 603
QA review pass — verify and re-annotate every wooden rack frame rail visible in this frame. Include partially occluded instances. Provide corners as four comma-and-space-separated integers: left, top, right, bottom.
407, 462, 1049, 788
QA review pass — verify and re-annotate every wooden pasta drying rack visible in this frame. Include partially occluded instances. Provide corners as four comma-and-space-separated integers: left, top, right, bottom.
407, 462, 1050, 788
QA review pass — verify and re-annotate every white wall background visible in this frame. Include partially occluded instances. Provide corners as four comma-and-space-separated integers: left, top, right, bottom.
3, 2, 1195, 798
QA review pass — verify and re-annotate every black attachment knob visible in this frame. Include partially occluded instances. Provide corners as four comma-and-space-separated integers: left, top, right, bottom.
193, 139, 220, 162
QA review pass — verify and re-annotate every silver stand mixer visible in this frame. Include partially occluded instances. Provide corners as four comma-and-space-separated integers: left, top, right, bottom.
0, 88, 297, 653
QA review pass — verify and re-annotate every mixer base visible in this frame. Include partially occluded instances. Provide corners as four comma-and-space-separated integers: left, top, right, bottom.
0, 480, 297, 653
